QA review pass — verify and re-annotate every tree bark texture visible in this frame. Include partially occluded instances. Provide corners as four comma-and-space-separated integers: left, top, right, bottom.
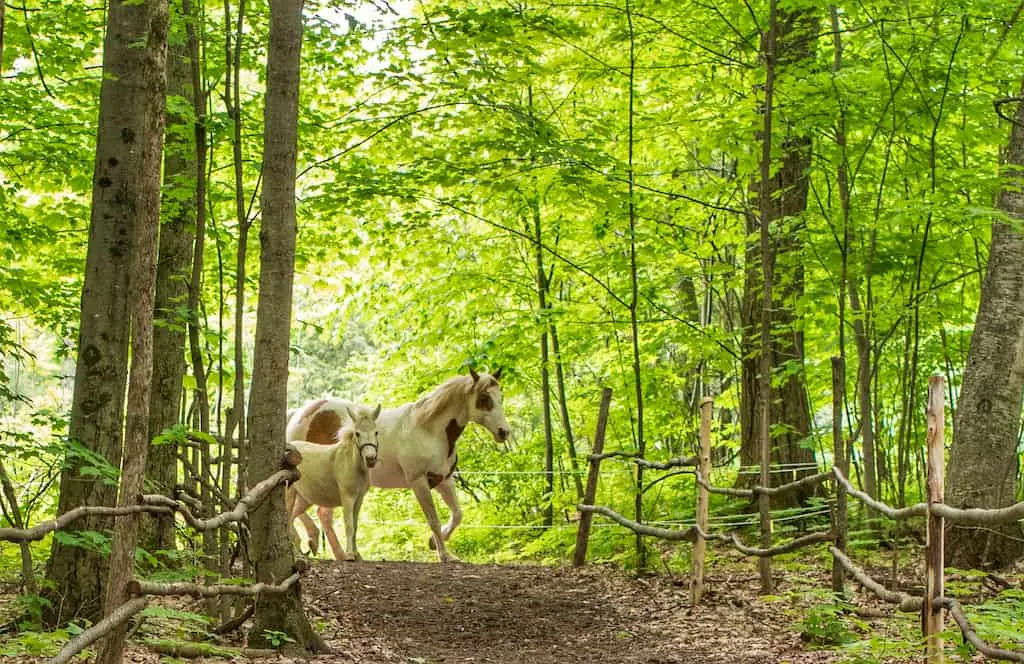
142, 0, 197, 554
94, 2, 169, 659
245, 0, 323, 651
945, 83, 1024, 569
43, 0, 168, 627
739, 8, 819, 508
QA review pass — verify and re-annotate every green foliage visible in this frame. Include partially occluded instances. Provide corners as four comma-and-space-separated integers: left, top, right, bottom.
52, 529, 111, 555
0, 626, 76, 658
796, 595, 861, 646
139, 605, 214, 642
2, 5, 1024, 659
956, 588, 1024, 653
261, 629, 295, 648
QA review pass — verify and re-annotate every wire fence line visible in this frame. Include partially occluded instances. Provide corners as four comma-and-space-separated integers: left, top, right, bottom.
580, 462, 1024, 662
359, 506, 837, 532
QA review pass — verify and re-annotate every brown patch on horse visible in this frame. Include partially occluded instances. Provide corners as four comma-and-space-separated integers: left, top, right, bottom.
426, 455, 458, 488
307, 409, 342, 445
445, 418, 464, 457
475, 392, 494, 411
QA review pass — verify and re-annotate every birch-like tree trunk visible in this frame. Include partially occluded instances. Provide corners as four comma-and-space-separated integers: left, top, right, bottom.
945, 84, 1024, 569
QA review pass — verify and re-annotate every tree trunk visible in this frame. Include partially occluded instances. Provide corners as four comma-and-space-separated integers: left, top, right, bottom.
245, 0, 323, 651
550, 320, 584, 500
142, 0, 197, 555
738, 7, 819, 508
945, 82, 1024, 569
93, 3, 168, 659
41, 0, 170, 627
530, 194, 555, 527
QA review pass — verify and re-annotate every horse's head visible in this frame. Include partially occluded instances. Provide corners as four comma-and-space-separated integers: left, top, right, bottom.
344, 403, 382, 468
467, 367, 510, 443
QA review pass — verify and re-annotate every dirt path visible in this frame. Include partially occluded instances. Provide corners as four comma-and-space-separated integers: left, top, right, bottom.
296, 560, 838, 664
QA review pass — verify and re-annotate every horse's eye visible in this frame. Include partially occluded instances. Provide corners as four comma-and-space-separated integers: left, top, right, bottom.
355, 431, 361, 438
476, 393, 493, 410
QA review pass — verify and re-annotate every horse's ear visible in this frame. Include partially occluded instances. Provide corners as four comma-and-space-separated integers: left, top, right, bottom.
492, 367, 503, 381
469, 367, 480, 383
344, 405, 355, 422
372, 403, 382, 420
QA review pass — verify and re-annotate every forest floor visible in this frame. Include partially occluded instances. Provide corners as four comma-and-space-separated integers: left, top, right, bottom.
126, 557, 921, 663
281, 558, 843, 664
4, 553, 1013, 663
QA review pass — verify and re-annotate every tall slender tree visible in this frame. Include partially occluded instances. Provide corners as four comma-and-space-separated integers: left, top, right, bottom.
739, 6, 819, 508
94, 0, 169, 657
945, 84, 1024, 569
42, 0, 169, 627
245, 0, 323, 650
143, 0, 198, 554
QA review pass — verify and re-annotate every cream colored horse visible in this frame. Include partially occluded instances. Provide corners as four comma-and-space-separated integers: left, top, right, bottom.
286, 402, 381, 561
287, 368, 510, 562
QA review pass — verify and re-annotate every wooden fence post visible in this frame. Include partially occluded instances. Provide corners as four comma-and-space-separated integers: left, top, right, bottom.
691, 397, 713, 606
924, 375, 946, 663
831, 357, 847, 594
573, 387, 613, 567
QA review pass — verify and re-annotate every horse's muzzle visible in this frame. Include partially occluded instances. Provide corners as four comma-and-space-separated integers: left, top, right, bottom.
496, 428, 510, 442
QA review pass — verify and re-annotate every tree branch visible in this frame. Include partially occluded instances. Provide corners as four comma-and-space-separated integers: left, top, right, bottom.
580, 504, 832, 556
51, 597, 149, 664
0, 504, 173, 543
141, 467, 298, 531
132, 572, 300, 598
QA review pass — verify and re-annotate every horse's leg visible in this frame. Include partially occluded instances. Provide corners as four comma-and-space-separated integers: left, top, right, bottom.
430, 476, 463, 550
297, 512, 320, 556
315, 506, 337, 555
288, 491, 318, 555
285, 487, 301, 552
340, 490, 361, 562
318, 505, 345, 561
409, 475, 458, 563
351, 489, 367, 560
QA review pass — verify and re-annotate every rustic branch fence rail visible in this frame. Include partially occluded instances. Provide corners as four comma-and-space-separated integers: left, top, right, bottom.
0, 457, 301, 664
576, 369, 1024, 663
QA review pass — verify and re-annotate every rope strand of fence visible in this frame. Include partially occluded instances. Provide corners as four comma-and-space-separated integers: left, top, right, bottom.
358, 506, 836, 531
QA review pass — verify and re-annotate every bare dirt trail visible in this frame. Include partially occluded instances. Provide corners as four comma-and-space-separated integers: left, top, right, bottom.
294, 559, 840, 664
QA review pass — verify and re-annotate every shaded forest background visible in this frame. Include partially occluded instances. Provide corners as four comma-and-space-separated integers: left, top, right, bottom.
1, 0, 1023, 615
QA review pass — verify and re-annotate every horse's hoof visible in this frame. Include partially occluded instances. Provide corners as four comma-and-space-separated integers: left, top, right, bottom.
344, 552, 362, 562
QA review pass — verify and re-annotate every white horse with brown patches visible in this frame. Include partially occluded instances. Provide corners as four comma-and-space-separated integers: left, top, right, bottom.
286, 402, 381, 561
287, 368, 510, 562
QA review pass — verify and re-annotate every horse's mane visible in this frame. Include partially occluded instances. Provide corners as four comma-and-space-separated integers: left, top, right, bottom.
412, 374, 497, 424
